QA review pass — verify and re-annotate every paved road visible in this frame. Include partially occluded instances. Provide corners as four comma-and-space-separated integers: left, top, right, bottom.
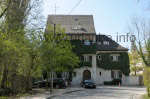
51, 86, 146, 99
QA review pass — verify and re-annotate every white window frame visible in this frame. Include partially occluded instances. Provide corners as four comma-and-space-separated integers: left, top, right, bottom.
84, 56, 89, 61
97, 42, 101, 45
110, 54, 120, 61
112, 71, 121, 79
103, 41, 109, 45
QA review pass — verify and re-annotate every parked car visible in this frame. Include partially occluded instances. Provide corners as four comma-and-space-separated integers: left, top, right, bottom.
81, 79, 96, 88
33, 78, 66, 88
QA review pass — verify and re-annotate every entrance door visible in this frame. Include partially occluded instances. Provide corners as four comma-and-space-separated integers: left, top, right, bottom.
83, 70, 91, 79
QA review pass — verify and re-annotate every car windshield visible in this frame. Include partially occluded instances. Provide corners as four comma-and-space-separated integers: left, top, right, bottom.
84, 80, 94, 83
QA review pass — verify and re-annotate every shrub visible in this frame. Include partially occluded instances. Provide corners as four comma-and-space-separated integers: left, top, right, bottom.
103, 79, 122, 85
143, 67, 150, 97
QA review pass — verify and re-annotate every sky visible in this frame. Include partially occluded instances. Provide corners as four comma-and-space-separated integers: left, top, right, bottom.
42, 0, 150, 49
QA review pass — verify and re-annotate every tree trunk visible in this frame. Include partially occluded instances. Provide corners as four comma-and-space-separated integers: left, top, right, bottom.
135, 66, 137, 76
46, 72, 48, 89
50, 70, 53, 93
147, 86, 150, 97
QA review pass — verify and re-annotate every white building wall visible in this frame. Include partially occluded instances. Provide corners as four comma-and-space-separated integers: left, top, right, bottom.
96, 68, 128, 85
72, 67, 93, 86
126, 76, 139, 85
91, 54, 97, 83
72, 54, 130, 86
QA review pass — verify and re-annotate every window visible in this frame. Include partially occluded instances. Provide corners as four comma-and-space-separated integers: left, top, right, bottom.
97, 42, 101, 45
111, 71, 122, 78
73, 25, 82, 30
83, 55, 92, 62
73, 27, 78, 30
103, 41, 109, 45
99, 72, 102, 75
97, 55, 101, 60
84, 40, 90, 45
110, 54, 121, 61
89, 56, 92, 61
84, 56, 89, 61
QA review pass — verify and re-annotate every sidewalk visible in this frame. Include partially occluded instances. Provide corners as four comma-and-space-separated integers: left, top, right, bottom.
19, 86, 85, 99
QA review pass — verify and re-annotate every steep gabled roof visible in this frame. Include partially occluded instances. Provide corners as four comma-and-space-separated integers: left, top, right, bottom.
47, 15, 96, 34
96, 35, 128, 51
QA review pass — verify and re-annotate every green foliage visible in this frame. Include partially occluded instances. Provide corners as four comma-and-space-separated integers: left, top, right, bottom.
76, 61, 92, 68
143, 67, 150, 97
70, 40, 96, 68
97, 52, 130, 75
129, 52, 143, 75
103, 78, 122, 85
70, 40, 96, 56
41, 25, 79, 72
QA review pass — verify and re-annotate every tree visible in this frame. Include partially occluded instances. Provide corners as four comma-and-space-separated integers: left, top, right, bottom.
41, 25, 79, 93
0, 0, 44, 94
128, 16, 150, 97
129, 52, 143, 76
128, 16, 150, 67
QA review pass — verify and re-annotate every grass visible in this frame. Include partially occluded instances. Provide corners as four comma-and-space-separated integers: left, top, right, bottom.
143, 94, 150, 99
0, 96, 8, 99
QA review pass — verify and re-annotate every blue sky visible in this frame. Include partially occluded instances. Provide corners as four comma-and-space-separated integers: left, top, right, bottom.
42, 0, 150, 49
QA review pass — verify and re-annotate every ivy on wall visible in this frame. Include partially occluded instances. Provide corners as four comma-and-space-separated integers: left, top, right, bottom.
75, 61, 92, 68
70, 40, 96, 68
97, 52, 130, 75
70, 40, 96, 56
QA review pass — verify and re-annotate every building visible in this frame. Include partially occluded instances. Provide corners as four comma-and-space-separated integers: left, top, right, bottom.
46, 15, 130, 85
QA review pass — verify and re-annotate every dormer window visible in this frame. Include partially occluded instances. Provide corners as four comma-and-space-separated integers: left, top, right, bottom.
84, 39, 90, 45
103, 41, 109, 45
73, 25, 82, 30
97, 42, 101, 45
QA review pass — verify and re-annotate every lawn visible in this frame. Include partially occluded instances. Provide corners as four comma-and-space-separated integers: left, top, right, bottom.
143, 94, 150, 99
0, 96, 8, 99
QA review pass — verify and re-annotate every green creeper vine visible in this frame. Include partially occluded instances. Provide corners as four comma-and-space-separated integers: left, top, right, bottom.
70, 40, 96, 56
97, 52, 130, 75
70, 40, 96, 68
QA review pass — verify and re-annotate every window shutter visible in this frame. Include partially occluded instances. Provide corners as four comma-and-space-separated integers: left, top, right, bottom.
119, 71, 122, 78
81, 56, 84, 61
89, 56, 92, 61
110, 56, 113, 61
111, 71, 114, 78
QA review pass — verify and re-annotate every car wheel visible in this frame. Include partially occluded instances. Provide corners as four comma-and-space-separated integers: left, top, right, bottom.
56, 85, 60, 89
93, 86, 96, 89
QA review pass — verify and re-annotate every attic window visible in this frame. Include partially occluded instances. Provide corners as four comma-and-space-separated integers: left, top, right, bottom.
97, 42, 101, 45
84, 39, 90, 45
103, 41, 109, 45
73, 27, 78, 30
73, 25, 82, 30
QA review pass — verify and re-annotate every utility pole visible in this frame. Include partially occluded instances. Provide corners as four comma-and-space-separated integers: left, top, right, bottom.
50, 24, 56, 93
49, 4, 59, 15
54, 4, 59, 15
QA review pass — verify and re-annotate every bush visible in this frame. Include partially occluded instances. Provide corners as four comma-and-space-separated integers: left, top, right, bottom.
103, 79, 122, 85
0, 88, 11, 96
143, 67, 150, 97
